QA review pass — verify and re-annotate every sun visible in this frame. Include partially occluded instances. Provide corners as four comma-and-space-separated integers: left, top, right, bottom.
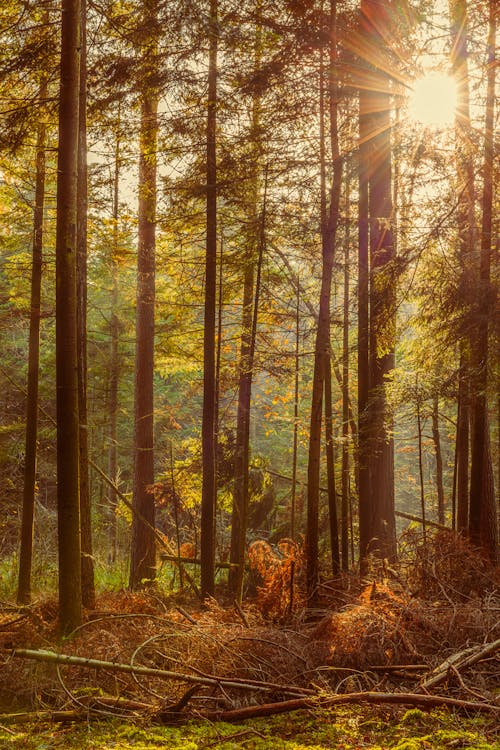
408, 72, 457, 128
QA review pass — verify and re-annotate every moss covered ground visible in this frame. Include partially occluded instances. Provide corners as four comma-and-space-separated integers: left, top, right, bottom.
1, 707, 498, 750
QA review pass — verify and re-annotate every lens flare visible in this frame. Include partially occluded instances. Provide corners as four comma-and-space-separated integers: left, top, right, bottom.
408, 72, 457, 128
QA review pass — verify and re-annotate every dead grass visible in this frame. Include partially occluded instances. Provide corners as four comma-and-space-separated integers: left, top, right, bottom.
0, 532, 498, 716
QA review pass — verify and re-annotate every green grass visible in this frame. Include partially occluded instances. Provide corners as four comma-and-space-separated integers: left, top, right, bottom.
0, 707, 498, 750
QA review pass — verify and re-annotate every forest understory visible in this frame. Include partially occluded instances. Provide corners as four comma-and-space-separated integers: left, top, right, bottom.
0, 532, 498, 748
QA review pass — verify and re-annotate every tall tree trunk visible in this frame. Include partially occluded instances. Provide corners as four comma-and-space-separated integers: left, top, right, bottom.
469, 0, 497, 562
456, 362, 470, 531
229, 259, 254, 598
357, 0, 397, 565
228, 6, 263, 602
230, 180, 266, 602
357, 48, 370, 569
449, 0, 475, 538
77, 0, 94, 609
17, 74, 47, 606
55, 0, 82, 634
290, 278, 300, 540
200, 0, 218, 599
416, 387, 427, 546
108, 110, 121, 564
367, 87, 396, 562
325, 355, 340, 574
306, 0, 342, 601
341, 178, 350, 571
129, 0, 159, 589
431, 396, 445, 526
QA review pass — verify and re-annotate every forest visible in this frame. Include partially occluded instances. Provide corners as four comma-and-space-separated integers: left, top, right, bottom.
0, 0, 498, 747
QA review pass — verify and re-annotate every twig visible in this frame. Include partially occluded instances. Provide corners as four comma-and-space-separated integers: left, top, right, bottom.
448, 664, 490, 703
176, 606, 197, 625
369, 664, 427, 672
233, 600, 249, 628
0, 723, 17, 736
158, 684, 200, 719
0, 710, 85, 724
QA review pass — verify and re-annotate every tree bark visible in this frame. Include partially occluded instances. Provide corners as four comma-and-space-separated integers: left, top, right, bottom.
108, 109, 121, 564
129, 0, 159, 589
455, 360, 469, 531
77, 0, 94, 609
367, 83, 396, 562
341, 176, 350, 571
468, 0, 497, 562
357, 0, 397, 563
17, 73, 47, 606
290, 278, 300, 540
55, 0, 82, 634
200, 0, 218, 599
449, 0, 475, 538
228, 8, 264, 602
325, 355, 340, 574
416, 388, 427, 545
306, 0, 342, 601
357, 47, 370, 568
431, 396, 445, 526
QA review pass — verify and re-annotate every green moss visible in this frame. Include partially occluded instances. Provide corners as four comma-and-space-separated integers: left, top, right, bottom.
398, 709, 429, 726
0, 707, 498, 750
393, 740, 428, 750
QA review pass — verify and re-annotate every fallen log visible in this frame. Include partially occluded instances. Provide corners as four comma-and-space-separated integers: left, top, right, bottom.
419, 638, 500, 691
12, 648, 313, 698
202, 691, 499, 722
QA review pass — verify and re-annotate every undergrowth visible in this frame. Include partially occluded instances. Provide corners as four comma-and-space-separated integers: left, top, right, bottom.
0, 707, 497, 750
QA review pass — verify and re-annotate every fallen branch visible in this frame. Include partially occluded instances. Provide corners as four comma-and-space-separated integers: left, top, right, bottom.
160, 554, 238, 570
233, 600, 249, 628
0, 614, 28, 631
419, 638, 500, 691
0, 698, 153, 725
0, 710, 84, 725
203, 691, 499, 722
176, 606, 197, 625
12, 648, 312, 697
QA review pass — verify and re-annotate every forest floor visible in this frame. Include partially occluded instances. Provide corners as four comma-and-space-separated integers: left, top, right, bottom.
0, 532, 499, 748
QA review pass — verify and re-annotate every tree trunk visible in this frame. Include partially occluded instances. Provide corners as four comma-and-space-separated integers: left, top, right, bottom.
341, 179, 350, 571
456, 358, 470, 531
325, 355, 340, 574
229, 260, 254, 597
367, 90, 396, 562
290, 278, 300, 540
108, 111, 121, 564
228, 12, 264, 601
360, 0, 396, 560
200, 0, 218, 599
431, 396, 445, 526
469, 0, 497, 562
55, 0, 82, 634
357, 54, 370, 568
416, 389, 427, 545
306, 0, 342, 601
449, 0, 475, 539
17, 74, 47, 606
129, 0, 159, 589
77, 0, 94, 609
